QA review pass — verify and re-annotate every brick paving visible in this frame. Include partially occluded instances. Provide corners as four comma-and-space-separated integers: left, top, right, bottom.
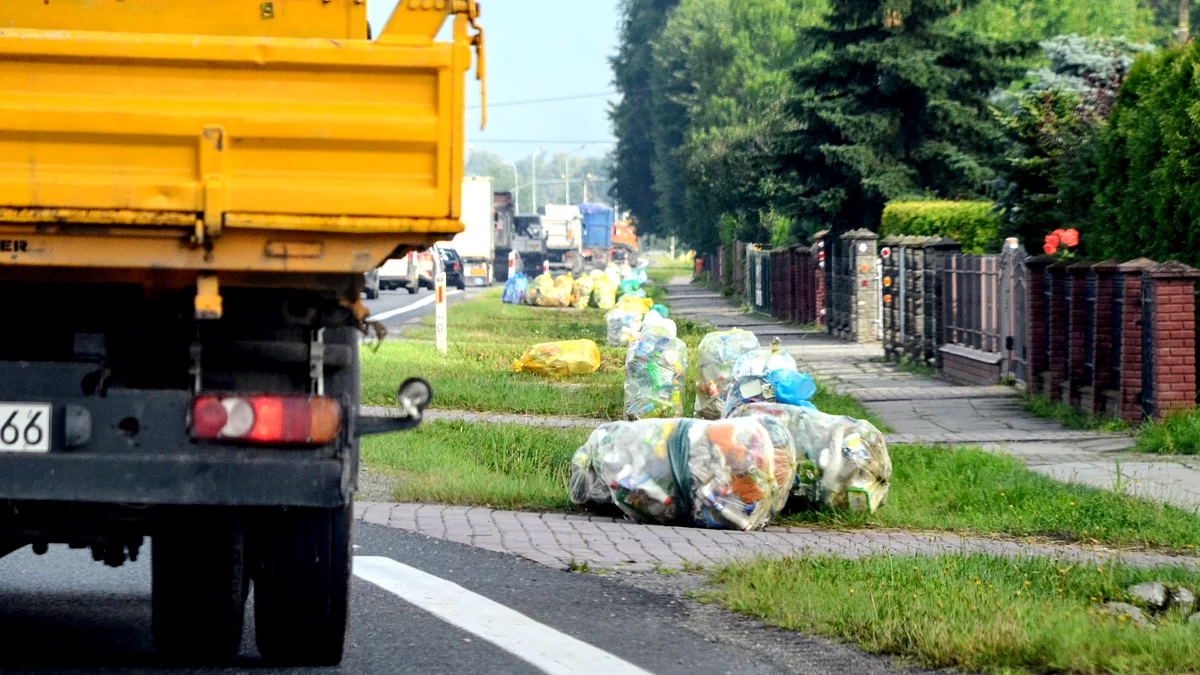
356, 502, 1200, 572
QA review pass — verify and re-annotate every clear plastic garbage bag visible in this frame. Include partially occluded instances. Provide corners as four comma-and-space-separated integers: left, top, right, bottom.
569, 416, 797, 530
640, 309, 677, 338
525, 272, 553, 306
512, 339, 601, 378
605, 308, 642, 347
694, 329, 760, 420
729, 402, 892, 513
624, 325, 687, 420
502, 273, 528, 305
722, 343, 811, 417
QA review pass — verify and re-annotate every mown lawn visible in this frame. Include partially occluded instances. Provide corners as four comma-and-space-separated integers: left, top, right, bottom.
710, 553, 1200, 674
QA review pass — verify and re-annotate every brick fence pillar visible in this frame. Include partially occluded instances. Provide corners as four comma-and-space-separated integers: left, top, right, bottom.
1148, 261, 1200, 419
1024, 255, 1055, 398
1085, 260, 1119, 415
813, 230, 828, 328
842, 229, 880, 343
1064, 261, 1093, 407
1116, 258, 1156, 422
1042, 261, 1071, 401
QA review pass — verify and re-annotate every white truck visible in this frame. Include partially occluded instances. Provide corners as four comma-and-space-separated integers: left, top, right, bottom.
452, 177, 496, 286
542, 204, 583, 275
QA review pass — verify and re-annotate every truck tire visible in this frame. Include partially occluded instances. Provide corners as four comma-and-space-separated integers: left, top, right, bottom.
152, 512, 248, 663
407, 283, 418, 295
365, 286, 379, 300
252, 504, 352, 666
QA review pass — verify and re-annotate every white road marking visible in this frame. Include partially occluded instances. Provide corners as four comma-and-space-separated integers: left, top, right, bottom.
353, 556, 656, 675
367, 289, 462, 322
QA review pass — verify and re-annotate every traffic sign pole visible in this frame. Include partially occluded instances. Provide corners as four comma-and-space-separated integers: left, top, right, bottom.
435, 254, 448, 355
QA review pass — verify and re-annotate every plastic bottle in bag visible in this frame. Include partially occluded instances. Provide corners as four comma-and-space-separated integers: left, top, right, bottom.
623, 325, 687, 420
605, 308, 642, 347
640, 309, 677, 338
694, 329, 760, 420
729, 402, 891, 513
512, 339, 602, 377
723, 340, 811, 416
569, 416, 796, 530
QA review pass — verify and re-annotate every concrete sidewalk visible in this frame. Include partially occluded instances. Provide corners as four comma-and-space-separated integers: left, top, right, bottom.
667, 279, 1200, 511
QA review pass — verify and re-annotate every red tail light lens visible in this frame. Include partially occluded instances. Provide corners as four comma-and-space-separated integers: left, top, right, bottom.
190, 395, 342, 445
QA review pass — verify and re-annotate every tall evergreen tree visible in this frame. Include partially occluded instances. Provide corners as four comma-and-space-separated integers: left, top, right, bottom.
609, 0, 680, 237
772, 0, 1034, 238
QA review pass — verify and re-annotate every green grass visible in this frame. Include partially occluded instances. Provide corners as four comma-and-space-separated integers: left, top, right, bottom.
811, 383, 892, 432
361, 421, 591, 509
781, 444, 1200, 551
709, 554, 1200, 675
1021, 394, 1129, 433
889, 355, 936, 378
1136, 409, 1200, 455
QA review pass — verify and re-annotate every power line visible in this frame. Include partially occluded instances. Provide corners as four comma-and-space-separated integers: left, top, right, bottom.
466, 90, 618, 110
469, 139, 615, 145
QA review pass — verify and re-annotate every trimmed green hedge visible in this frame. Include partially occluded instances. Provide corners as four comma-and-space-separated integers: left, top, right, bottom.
879, 201, 1000, 254
1090, 43, 1200, 266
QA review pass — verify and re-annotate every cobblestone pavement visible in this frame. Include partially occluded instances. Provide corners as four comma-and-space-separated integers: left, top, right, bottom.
355, 502, 1200, 572
666, 281, 1200, 511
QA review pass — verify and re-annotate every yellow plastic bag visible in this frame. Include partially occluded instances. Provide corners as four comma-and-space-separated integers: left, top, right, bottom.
592, 278, 617, 309
616, 295, 653, 316
525, 272, 554, 306
571, 275, 595, 309
512, 340, 602, 378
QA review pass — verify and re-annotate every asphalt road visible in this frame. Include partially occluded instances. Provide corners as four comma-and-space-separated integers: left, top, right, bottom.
362, 285, 488, 331
0, 522, 912, 675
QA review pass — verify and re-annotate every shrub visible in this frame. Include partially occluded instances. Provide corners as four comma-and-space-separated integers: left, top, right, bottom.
1090, 42, 1200, 266
879, 201, 1000, 254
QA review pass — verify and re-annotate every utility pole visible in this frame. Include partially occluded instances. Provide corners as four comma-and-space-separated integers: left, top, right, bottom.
508, 161, 520, 214
564, 145, 586, 206
1178, 0, 1192, 45
531, 149, 543, 214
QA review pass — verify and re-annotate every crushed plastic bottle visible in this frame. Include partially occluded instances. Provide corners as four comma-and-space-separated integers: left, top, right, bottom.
623, 325, 687, 420
605, 308, 643, 347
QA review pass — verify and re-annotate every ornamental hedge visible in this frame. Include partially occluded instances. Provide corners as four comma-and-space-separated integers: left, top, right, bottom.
879, 201, 1000, 254
1090, 42, 1200, 267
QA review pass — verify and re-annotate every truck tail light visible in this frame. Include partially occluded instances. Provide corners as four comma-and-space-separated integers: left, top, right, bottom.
190, 395, 341, 445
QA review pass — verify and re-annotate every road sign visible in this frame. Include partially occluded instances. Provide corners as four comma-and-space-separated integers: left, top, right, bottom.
434, 255, 447, 355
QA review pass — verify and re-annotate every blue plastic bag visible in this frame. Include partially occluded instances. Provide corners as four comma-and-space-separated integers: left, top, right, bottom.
767, 370, 817, 408
502, 273, 528, 304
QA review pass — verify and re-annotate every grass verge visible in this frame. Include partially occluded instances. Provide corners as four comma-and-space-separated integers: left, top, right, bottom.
1135, 409, 1200, 455
361, 421, 590, 510
709, 554, 1200, 674
1021, 394, 1128, 433
782, 444, 1200, 551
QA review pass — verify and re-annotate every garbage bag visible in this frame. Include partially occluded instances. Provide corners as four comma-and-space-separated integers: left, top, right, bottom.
618, 279, 642, 295
571, 275, 594, 309
605, 308, 642, 347
650, 304, 669, 318
569, 416, 797, 530
619, 288, 648, 299
729, 403, 891, 513
616, 295, 653, 316
531, 273, 572, 308
502, 272, 528, 305
525, 272, 554, 306
722, 342, 807, 417
592, 278, 617, 310
767, 370, 817, 407
640, 309, 677, 338
694, 329, 760, 420
553, 273, 574, 290
512, 339, 602, 378
624, 325, 687, 420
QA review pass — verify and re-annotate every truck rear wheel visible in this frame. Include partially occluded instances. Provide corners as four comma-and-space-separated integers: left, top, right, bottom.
152, 512, 248, 663
252, 504, 352, 666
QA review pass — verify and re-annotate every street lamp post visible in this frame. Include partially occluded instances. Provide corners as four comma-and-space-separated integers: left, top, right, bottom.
508, 162, 520, 214
531, 149, 543, 214
564, 145, 586, 206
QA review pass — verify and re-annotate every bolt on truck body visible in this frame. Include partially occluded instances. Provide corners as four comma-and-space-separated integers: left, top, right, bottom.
0, 0, 484, 665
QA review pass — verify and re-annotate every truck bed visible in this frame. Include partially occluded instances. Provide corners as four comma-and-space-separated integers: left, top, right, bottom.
0, 1, 479, 277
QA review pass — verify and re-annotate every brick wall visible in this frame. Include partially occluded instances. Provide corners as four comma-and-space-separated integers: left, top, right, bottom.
1148, 262, 1200, 417
1043, 262, 1070, 401
940, 344, 1002, 385
1025, 256, 1054, 397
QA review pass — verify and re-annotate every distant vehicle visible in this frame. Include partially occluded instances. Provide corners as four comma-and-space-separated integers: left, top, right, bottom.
493, 192, 548, 282
437, 245, 467, 291
612, 216, 640, 264
363, 268, 380, 300
578, 203, 614, 266
451, 177, 496, 287
541, 204, 583, 275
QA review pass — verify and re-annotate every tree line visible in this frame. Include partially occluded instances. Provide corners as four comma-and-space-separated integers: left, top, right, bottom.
610, 0, 1192, 255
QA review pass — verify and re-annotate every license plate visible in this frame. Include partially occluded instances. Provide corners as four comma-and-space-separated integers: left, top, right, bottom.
0, 403, 51, 453
473, 278, 485, 286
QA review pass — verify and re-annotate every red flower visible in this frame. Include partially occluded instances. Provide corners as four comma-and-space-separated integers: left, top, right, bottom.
1060, 228, 1080, 248
1044, 233, 1060, 255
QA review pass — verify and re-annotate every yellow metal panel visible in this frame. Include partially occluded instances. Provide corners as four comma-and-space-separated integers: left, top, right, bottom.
0, 0, 369, 39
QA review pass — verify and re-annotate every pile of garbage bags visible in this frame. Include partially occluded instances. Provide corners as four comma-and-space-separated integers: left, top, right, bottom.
569, 417, 796, 530
502, 272, 528, 305
623, 323, 687, 420
722, 340, 817, 416
694, 329, 760, 420
729, 403, 891, 514
512, 339, 601, 378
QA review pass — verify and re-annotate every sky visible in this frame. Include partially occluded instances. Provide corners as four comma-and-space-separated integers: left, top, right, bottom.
368, 1, 621, 161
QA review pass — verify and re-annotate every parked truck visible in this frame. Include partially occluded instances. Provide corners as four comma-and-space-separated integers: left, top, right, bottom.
541, 204, 584, 275
493, 192, 547, 281
452, 177, 495, 287
0, 1, 482, 666
578, 203, 615, 266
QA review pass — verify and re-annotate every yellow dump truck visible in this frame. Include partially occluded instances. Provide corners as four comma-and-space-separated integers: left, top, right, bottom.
0, 1, 483, 665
